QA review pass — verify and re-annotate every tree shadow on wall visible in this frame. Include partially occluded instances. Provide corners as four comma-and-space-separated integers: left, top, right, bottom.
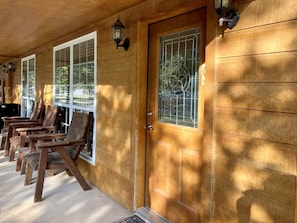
236, 173, 295, 223
212, 0, 297, 221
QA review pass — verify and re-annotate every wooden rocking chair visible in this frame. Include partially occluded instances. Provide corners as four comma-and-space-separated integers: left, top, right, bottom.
1, 101, 45, 156
23, 112, 93, 202
1, 102, 41, 151
9, 105, 59, 164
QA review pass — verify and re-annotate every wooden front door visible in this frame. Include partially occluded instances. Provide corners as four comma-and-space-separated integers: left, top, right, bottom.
145, 9, 206, 223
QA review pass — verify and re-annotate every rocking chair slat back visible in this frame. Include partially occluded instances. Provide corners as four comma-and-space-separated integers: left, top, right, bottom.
64, 112, 93, 160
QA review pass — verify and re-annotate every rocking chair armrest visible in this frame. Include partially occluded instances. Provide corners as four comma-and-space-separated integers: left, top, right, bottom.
26, 133, 67, 141
4, 118, 29, 126
1, 128, 8, 134
16, 126, 56, 133
5, 119, 39, 125
2, 116, 18, 120
36, 139, 86, 148
9, 121, 43, 129
2, 117, 29, 122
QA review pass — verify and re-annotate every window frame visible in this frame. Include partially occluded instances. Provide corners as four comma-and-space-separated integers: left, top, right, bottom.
53, 31, 97, 165
21, 54, 36, 117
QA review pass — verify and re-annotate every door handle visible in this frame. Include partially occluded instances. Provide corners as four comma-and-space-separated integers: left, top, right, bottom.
146, 111, 152, 117
146, 124, 153, 131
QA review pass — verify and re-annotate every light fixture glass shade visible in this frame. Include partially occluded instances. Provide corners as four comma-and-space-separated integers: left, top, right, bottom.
112, 17, 125, 45
113, 28, 122, 40
111, 17, 130, 51
2, 65, 6, 72
214, 0, 232, 18
214, 0, 232, 9
8, 62, 13, 69
214, 0, 239, 29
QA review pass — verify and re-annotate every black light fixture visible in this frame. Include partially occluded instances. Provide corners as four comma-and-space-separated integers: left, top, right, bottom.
214, 0, 240, 29
2, 64, 6, 73
7, 62, 15, 73
112, 17, 130, 51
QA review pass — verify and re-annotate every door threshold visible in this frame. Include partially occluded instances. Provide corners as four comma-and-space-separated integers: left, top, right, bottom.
135, 207, 171, 223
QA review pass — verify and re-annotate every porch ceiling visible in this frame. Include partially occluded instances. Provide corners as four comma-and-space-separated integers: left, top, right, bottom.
0, 0, 145, 64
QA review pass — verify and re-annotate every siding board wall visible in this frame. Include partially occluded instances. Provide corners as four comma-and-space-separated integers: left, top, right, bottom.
213, 0, 297, 222
217, 20, 297, 57
217, 83, 297, 112
216, 52, 297, 83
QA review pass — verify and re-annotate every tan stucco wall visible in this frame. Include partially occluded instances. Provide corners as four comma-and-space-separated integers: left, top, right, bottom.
8, 44, 55, 106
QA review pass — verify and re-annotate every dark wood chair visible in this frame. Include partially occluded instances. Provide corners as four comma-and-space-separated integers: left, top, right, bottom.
1, 101, 41, 125
23, 112, 93, 202
1, 101, 45, 156
9, 106, 59, 163
1, 102, 40, 151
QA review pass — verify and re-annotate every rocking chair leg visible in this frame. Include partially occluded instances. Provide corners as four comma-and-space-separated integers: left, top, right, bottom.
58, 148, 91, 191
65, 169, 73, 176
16, 153, 22, 171
25, 165, 33, 185
9, 144, 16, 162
20, 159, 27, 175
0, 132, 6, 150
34, 148, 48, 202
4, 130, 13, 157
4, 138, 9, 157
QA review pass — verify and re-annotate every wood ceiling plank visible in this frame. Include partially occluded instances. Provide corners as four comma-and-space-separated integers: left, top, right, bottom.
0, 0, 145, 64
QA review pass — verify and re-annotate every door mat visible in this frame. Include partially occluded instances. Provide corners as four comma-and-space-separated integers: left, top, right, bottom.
119, 215, 145, 223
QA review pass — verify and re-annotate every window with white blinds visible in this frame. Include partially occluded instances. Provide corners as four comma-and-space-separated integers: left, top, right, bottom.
55, 47, 70, 104
73, 39, 95, 107
53, 31, 97, 165
21, 54, 36, 117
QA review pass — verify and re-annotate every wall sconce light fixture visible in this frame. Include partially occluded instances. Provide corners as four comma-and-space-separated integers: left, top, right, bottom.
7, 62, 15, 73
214, 0, 240, 29
2, 64, 6, 73
112, 17, 130, 51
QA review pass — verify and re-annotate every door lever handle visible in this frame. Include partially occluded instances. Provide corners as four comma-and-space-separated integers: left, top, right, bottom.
146, 124, 153, 131
146, 111, 153, 117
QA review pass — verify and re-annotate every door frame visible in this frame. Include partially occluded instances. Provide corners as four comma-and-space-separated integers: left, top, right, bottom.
135, 2, 210, 215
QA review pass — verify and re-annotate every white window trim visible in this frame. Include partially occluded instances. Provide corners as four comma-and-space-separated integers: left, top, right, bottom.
53, 31, 97, 165
21, 54, 36, 117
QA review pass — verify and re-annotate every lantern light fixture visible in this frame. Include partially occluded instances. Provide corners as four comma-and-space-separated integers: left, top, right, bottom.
2, 64, 6, 73
112, 17, 130, 51
214, 0, 240, 29
7, 62, 15, 73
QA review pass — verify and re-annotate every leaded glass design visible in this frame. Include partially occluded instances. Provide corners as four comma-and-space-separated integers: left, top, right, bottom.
158, 28, 200, 128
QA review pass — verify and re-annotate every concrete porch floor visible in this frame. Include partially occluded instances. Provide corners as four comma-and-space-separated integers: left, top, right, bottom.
0, 149, 132, 223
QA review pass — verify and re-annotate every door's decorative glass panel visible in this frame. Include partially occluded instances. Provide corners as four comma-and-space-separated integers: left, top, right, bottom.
158, 28, 200, 128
